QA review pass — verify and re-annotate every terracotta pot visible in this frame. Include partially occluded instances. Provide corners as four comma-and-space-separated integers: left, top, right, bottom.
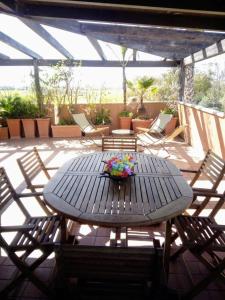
36, 118, 50, 138
119, 117, 132, 129
165, 117, 178, 135
0, 127, 9, 139
22, 119, 36, 138
51, 125, 82, 138
132, 119, 153, 133
7, 119, 21, 139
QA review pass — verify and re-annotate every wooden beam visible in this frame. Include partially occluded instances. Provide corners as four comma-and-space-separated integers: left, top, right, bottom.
21, 18, 74, 59
32, 18, 225, 59
0, 52, 10, 59
0, 32, 42, 59
15, 1, 225, 31
184, 40, 225, 65
87, 36, 106, 61
0, 59, 179, 67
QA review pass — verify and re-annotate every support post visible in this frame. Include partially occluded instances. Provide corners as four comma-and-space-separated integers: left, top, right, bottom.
184, 64, 194, 103
33, 60, 44, 114
179, 60, 185, 102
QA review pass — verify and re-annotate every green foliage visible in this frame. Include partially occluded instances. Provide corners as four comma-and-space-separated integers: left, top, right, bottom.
0, 95, 39, 118
127, 76, 156, 104
58, 118, 75, 125
95, 108, 111, 125
153, 69, 179, 102
39, 60, 82, 106
133, 114, 150, 120
119, 110, 133, 117
161, 107, 178, 116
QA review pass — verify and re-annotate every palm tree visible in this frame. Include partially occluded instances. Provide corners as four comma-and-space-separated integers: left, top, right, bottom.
127, 76, 156, 115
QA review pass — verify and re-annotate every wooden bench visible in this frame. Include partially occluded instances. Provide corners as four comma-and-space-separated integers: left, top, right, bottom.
55, 241, 164, 298
102, 136, 137, 152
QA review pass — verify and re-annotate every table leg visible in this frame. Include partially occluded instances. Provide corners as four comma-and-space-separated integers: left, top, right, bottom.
60, 215, 67, 243
163, 219, 173, 282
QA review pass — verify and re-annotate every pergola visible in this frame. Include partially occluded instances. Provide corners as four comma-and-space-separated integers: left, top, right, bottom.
0, 1, 225, 104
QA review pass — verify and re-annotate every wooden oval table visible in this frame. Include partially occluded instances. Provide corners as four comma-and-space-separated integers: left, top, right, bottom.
44, 152, 193, 227
44, 152, 193, 278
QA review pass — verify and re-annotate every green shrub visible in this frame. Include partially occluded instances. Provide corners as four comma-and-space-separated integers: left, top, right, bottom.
119, 110, 133, 117
58, 118, 76, 125
95, 108, 111, 125
0, 96, 39, 118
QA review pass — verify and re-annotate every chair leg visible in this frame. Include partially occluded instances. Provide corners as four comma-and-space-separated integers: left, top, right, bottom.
1, 249, 55, 299
170, 245, 187, 261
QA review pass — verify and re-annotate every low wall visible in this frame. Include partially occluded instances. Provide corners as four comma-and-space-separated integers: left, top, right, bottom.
58, 102, 167, 130
178, 102, 225, 159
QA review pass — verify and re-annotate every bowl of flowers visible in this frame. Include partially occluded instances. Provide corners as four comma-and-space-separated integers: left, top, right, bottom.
101, 154, 135, 183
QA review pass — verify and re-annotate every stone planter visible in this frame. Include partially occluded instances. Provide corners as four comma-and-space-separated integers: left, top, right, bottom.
36, 118, 50, 138
7, 119, 21, 139
22, 119, 36, 138
0, 127, 9, 139
132, 119, 153, 133
51, 125, 82, 138
165, 117, 178, 135
119, 117, 132, 129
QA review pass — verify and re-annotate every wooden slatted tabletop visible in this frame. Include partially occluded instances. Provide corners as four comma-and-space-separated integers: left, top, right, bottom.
43, 152, 193, 227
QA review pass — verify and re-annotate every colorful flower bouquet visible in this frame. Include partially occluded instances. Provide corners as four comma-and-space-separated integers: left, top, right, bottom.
102, 154, 135, 182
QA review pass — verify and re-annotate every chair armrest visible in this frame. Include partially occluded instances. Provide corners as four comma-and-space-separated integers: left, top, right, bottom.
0, 224, 35, 232
136, 127, 150, 133
45, 167, 59, 170
31, 184, 45, 188
193, 189, 224, 198
210, 224, 225, 231
180, 169, 198, 173
16, 192, 43, 198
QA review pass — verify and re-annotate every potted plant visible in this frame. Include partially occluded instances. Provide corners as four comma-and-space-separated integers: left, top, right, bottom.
127, 76, 157, 116
94, 108, 111, 135
0, 95, 22, 139
20, 100, 39, 138
118, 110, 133, 129
161, 106, 178, 135
51, 118, 82, 138
0, 108, 8, 139
131, 114, 154, 133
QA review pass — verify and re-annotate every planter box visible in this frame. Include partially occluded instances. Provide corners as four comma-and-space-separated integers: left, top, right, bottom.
51, 125, 82, 138
165, 117, 178, 135
95, 124, 111, 136
119, 117, 132, 129
22, 119, 36, 138
7, 119, 21, 139
132, 119, 153, 133
36, 118, 50, 138
0, 127, 9, 139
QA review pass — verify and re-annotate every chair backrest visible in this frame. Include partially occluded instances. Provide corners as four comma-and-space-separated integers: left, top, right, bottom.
72, 113, 95, 133
165, 124, 187, 142
191, 150, 225, 189
102, 136, 137, 152
56, 244, 163, 284
0, 167, 30, 217
17, 147, 50, 189
150, 113, 173, 134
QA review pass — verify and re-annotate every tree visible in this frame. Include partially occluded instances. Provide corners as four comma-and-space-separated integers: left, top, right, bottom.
127, 76, 156, 115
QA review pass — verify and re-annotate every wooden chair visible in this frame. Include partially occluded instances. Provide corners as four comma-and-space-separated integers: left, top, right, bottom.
102, 136, 137, 152
17, 147, 58, 214
55, 239, 164, 298
169, 190, 225, 299
181, 150, 225, 216
0, 167, 63, 298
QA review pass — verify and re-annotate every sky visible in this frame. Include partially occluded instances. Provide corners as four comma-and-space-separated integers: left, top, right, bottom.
0, 13, 224, 89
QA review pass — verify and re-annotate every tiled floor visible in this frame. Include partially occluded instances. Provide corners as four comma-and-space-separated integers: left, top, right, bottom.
0, 137, 225, 299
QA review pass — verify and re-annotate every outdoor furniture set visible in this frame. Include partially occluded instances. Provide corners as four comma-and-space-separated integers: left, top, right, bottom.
0, 147, 225, 299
